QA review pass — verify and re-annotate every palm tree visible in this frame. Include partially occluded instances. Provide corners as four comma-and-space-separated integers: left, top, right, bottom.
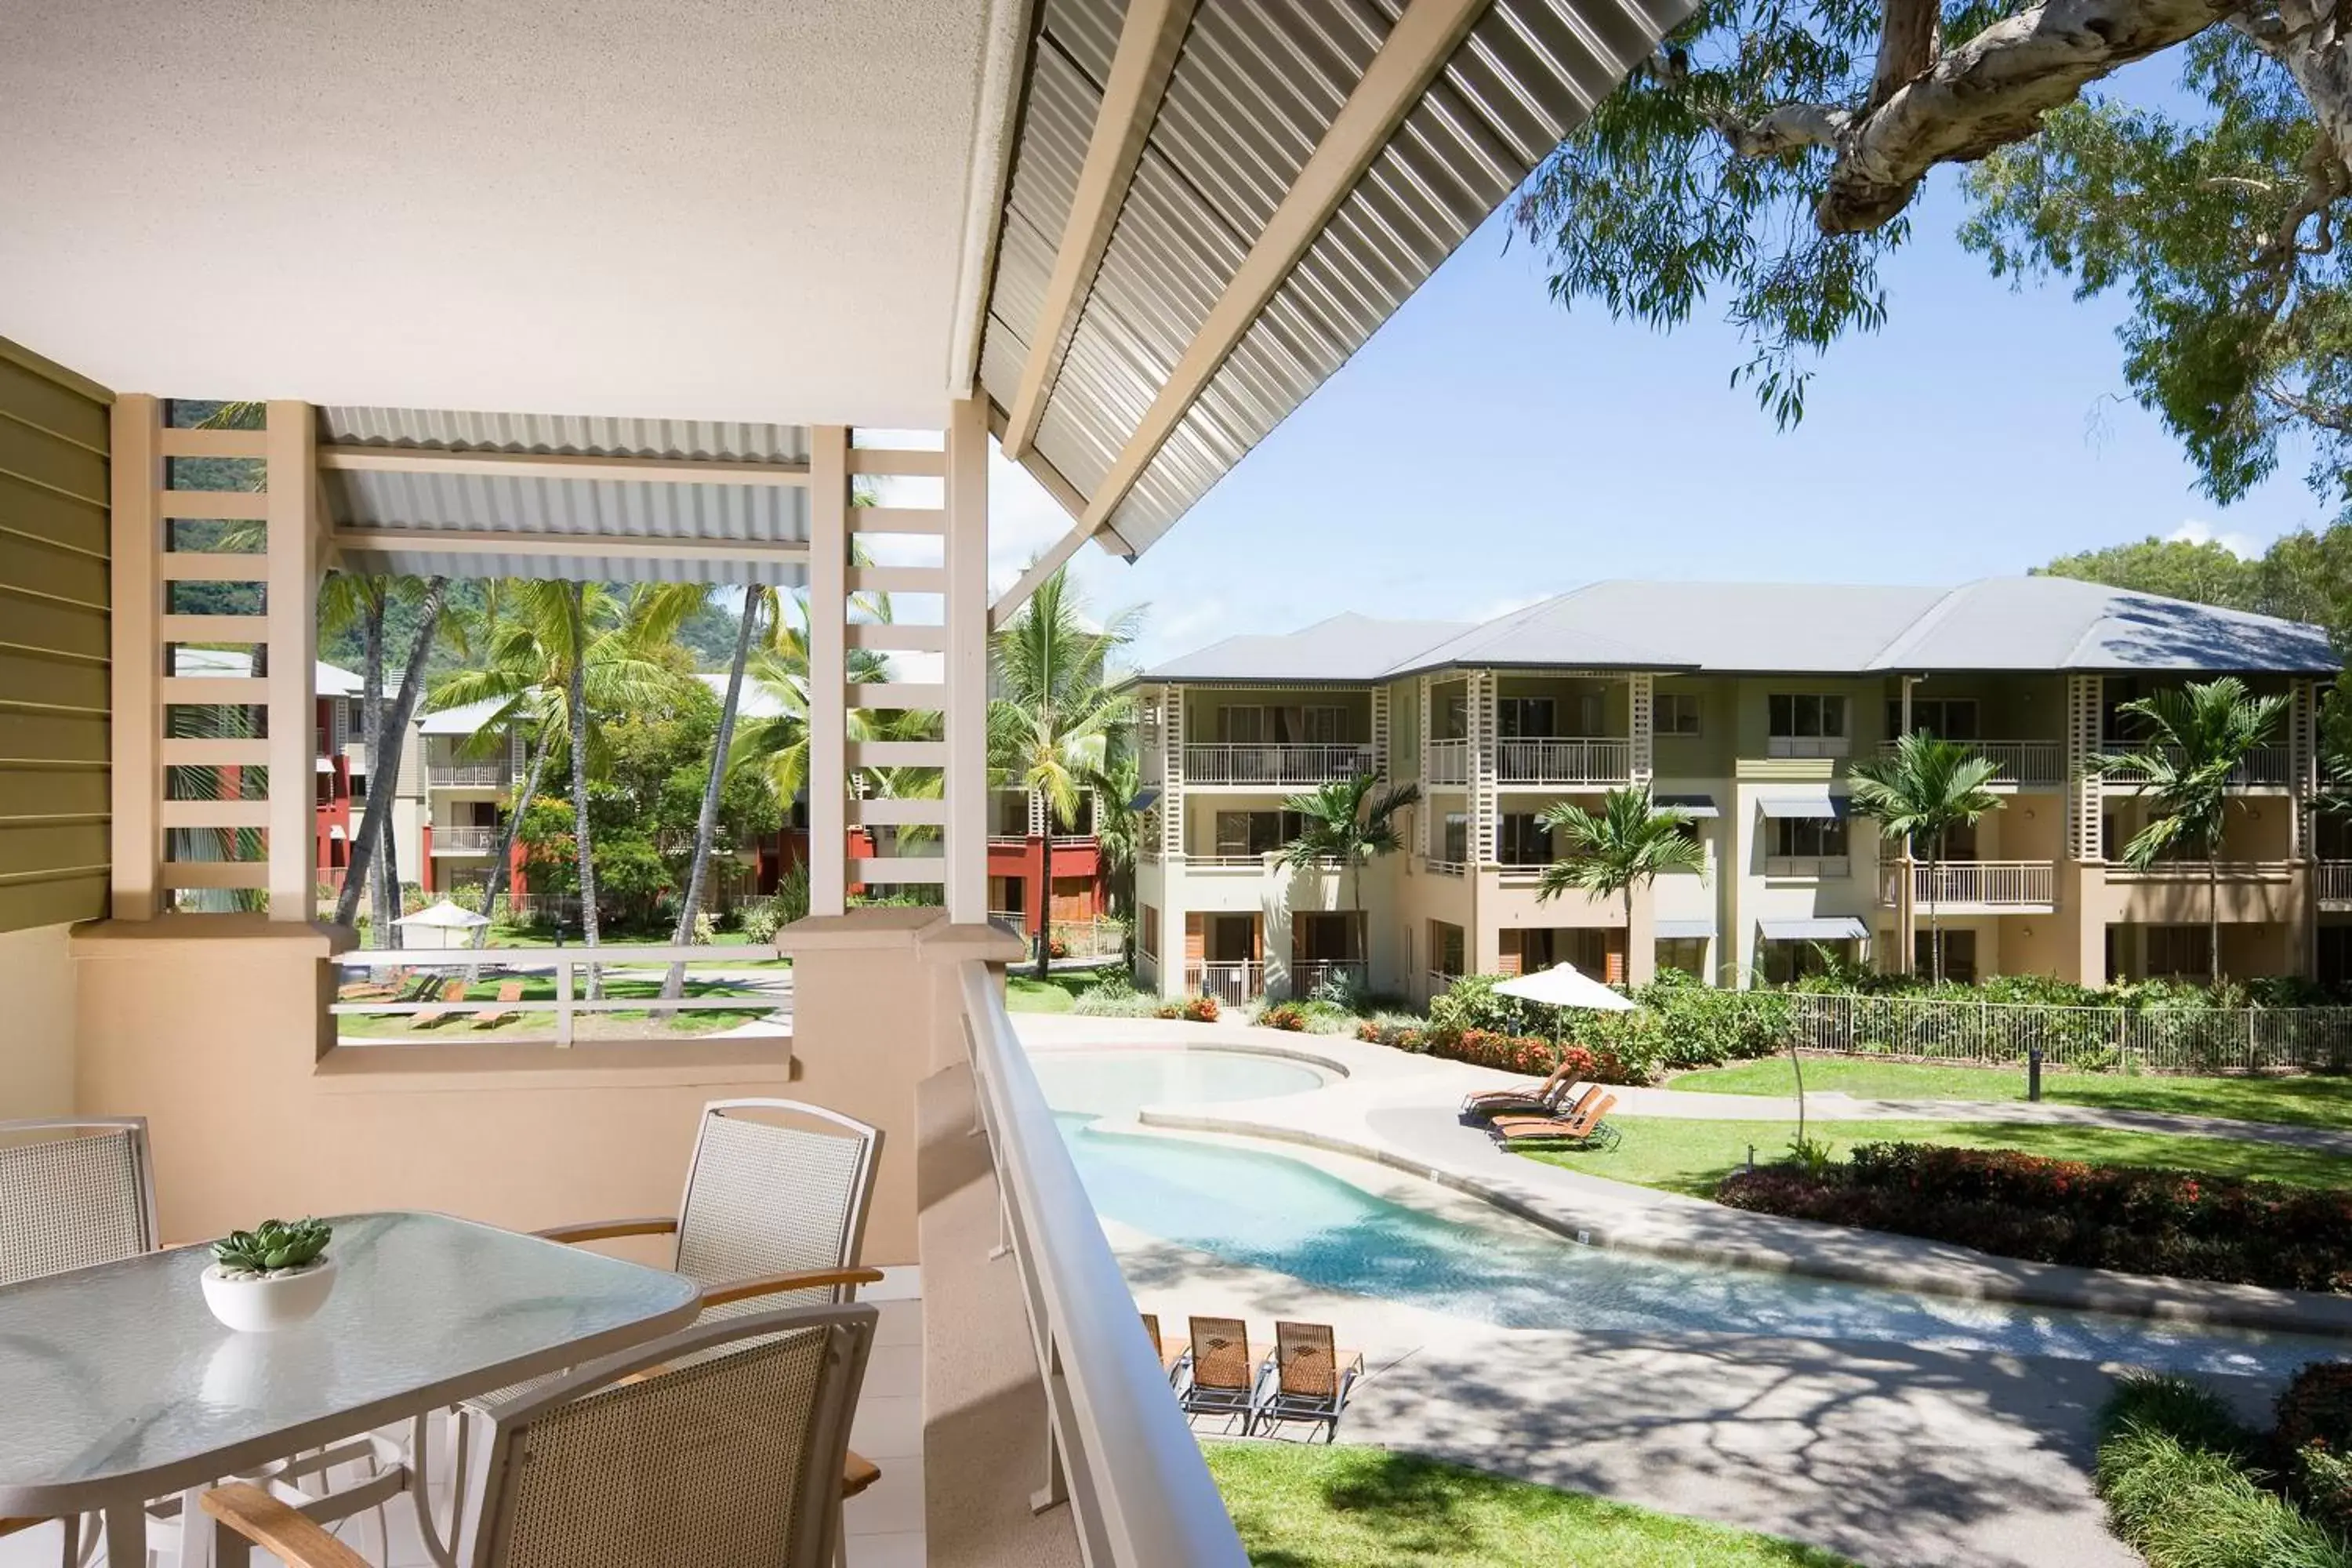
1535, 786, 1704, 979
1847, 732, 2003, 985
727, 590, 895, 891
1276, 774, 1422, 976
2098, 676, 2289, 985
334, 577, 451, 931
989, 568, 1138, 980
1084, 750, 1144, 921
428, 580, 553, 976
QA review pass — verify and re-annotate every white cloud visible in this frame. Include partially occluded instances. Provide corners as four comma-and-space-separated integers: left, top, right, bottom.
2169, 520, 2261, 560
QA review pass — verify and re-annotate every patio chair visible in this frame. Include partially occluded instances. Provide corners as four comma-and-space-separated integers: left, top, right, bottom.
201, 1301, 879, 1568
472, 981, 526, 1029
1176, 1316, 1263, 1433
0, 1118, 158, 1563
1490, 1091, 1621, 1149
1253, 1321, 1365, 1443
411, 978, 468, 1029
1138, 1312, 1189, 1382
1461, 1074, 1599, 1123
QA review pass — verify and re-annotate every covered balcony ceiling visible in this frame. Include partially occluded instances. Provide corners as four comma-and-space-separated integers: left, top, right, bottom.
1, 0, 1680, 571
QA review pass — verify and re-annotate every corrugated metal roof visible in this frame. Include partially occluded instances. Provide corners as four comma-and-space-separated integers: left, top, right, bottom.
1144, 612, 1475, 682
979, 0, 1687, 557
318, 407, 813, 586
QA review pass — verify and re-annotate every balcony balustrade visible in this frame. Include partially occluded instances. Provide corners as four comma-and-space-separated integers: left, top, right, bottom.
1875, 738, 2065, 787
1425, 739, 1468, 786
1880, 859, 2057, 909
1183, 960, 1265, 1005
2100, 740, 2290, 786
1495, 737, 1629, 786
2321, 861, 2352, 907
428, 760, 511, 789
1287, 958, 1363, 997
1182, 743, 1373, 786
431, 825, 501, 854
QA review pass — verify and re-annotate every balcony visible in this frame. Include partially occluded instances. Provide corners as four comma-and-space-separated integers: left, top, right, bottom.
1182, 743, 1373, 787
1287, 958, 1363, 997
1183, 959, 1265, 1005
2323, 861, 2352, 909
1497, 737, 1629, 786
1426, 739, 1468, 786
1881, 859, 2057, 911
2100, 741, 2290, 787
428, 760, 510, 789
1765, 855, 1851, 879
430, 825, 501, 854
1875, 738, 2065, 787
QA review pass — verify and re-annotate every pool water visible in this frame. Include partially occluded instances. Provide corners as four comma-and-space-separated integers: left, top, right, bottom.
1033, 1048, 2352, 1380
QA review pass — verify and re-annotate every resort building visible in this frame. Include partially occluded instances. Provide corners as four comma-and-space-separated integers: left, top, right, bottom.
1130, 579, 2340, 1003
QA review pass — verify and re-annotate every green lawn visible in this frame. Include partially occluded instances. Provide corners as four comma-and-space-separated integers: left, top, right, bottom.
1667, 1057, 2352, 1131
1004, 970, 1101, 1014
1203, 1443, 1854, 1567
1514, 1113, 2352, 1198
337, 975, 778, 1040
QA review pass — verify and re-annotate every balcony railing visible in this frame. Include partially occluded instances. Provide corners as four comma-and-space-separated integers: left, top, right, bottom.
1764, 855, 1850, 878
1183, 960, 1265, 1005
956, 964, 1250, 1566
2100, 741, 2290, 786
1182, 743, 1372, 786
431, 825, 501, 854
1881, 859, 2056, 908
330, 943, 786, 1047
428, 761, 510, 789
2104, 859, 2296, 882
1287, 958, 1363, 997
1496, 737, 1629, 786
1426, 738, 1468, 786
2322, 861, 2352, 906
1766, 735, 1850, 758
1875, 738, 2065, 787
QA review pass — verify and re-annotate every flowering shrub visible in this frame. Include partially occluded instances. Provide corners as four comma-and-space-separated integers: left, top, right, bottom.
1356, 1014, 1428, 1051
1047, 935, 1070, 960
2276, 1362, 2352, 1535
1719, 1143, 2352, 1294
1258, 1001, 1311, 1032
1156, 995, 1221, 1023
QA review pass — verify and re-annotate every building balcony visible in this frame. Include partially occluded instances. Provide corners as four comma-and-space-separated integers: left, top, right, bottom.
2099, 741, 2291, 788
1426, 739, 1468, 786
2322, 860, 2352, 910
431, 825, 501, 855
1287, 958, 1363, 997
428, 761, 511, 789
1184, 959, 1265, 1005
1881, 859, 2058, 912
1181, 743, 1373, 787
1875, 738, 2066, 788
1765, 855, 1851, 879
1497, 737, 1629, 787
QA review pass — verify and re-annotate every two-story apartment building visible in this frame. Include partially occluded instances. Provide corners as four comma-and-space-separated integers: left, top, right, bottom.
1131, 579, 2340, 1004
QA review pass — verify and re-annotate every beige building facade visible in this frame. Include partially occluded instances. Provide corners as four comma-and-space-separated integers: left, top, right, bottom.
1131, 584, 2343, 1003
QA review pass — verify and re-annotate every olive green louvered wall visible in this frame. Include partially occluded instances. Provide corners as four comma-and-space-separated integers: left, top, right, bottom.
0, 336, 111, 932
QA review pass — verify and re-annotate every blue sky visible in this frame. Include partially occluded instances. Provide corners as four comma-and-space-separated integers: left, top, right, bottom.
989, 165, 2332, 671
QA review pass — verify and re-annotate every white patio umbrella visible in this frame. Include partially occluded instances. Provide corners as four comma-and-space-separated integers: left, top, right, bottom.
394, 898, 490, 933
1494, 962, 1635, 1012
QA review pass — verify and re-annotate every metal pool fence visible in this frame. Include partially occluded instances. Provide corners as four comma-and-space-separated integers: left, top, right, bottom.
1786, 992, 2352, 1074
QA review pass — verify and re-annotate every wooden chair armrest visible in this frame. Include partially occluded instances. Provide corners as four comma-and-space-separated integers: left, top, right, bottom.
201, 1483, 369, 1568
700, 1267, 885, 1309
843, 1449, 883, 1498
533, 1217, 680, 1245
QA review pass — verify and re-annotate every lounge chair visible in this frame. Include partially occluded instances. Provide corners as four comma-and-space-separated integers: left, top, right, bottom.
1491, 1091, 1621, 1149
1177, 1316, 1262, 1433
1466, 1077, 1600, 1126
410, 978, 467, 1029
1459, 1063, 1585, 1120
472, 979, 526, 1029
1254, 1320, 1365, 1442
1139, 1312, 1189, 1382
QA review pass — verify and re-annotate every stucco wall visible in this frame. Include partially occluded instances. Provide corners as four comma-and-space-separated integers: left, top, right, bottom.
0, 921, 77, 1118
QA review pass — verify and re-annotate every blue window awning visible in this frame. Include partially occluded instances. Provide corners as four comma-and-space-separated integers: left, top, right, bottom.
1758, 917, 1869, 942
1656, 793, 1719, 818
1653, 919, 1715, 940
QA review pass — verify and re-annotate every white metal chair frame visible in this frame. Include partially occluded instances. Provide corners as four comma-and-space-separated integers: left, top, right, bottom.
201, 1303, 880, 1568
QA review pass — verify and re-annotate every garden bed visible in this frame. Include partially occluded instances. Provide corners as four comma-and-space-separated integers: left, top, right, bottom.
1718, 1142, 2352, 1294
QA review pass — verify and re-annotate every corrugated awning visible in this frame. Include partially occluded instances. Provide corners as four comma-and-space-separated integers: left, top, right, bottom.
1653, 918, 1715, 940
1657, 793, 1719, 818
1758, 917, 1869, 942
1755, 793, 1849, 819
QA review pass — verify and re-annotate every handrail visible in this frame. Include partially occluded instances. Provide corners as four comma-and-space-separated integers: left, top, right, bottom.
332, 942, 788, 1046
956, 962, 1249, 1567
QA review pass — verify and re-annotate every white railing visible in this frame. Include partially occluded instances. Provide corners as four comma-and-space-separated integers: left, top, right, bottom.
1877, 738, 2065, 787
2100, 741, 2290, 786
1882, 859, 2057, 907
431, 826, 501, 854
1788, 991, 2352, 1073
1764, 855, 1850, 878
1495, 737, 1630, 785
2104, 859, 2296, 882
1425, 858, 1466, 876
957, 964, 1250, 1566
1182, 743, 1373, 786
1051, 917, 1127, 960
1425, 738, 1468, 786
330, 943, 788, 1047
1766, 735, 1850, 758
427, 761, 510, 789
1185, 854, 1267, 870
1286, 959, 1363, 998
1183, 960, 1264, 1005
2322, 861, 2352, 906
1426, 969, 1461, 1000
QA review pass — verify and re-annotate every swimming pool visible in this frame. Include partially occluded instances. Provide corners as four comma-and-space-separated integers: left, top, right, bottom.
1033, 1047, 2352, 1380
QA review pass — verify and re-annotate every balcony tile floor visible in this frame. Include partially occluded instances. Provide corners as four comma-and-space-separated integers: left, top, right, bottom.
0, 1279, 925, 1566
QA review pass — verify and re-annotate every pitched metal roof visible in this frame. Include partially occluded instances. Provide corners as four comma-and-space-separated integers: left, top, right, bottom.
1140, 577, 2340, 681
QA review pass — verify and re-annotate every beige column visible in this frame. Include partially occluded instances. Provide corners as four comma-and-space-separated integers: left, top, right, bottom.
943, 397, 989, 925
263, 401, 319, 920
806, 426, 849, 916
107, 396, 163, 920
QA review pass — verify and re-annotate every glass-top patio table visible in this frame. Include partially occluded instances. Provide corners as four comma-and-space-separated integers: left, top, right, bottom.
0, 1210, 701, 1563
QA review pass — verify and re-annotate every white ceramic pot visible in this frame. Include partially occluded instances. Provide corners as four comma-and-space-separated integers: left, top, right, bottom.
201, 1258, 337, 1333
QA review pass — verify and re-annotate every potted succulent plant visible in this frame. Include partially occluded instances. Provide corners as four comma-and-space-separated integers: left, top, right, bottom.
201, 1218, 336, 1332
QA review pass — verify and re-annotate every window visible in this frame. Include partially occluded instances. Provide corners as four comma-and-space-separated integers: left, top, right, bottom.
1762, 938, 1850, 985
1215, 706, 1267, 744
350, 771, 368, 803
1141, 905, 1158, 960
1656, 937, 1708, 981
1441, 813, 1468, 863
1653, 693, 1701, 736
1430, 920, 1466, 979
1767, 815, 1849, 874
2146, 924, 2212, 978
1767, 693, 1849, 756
1497, 697, 1555, 739
1497, 813, 1551, 866
1885, 696, 1979, 741
1913, 928, 1977, 983
1293, 911, 1359, 962
1300, 706, 1345, 744
1440, 692, 1469, 740
1211, 810, 1306, 857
